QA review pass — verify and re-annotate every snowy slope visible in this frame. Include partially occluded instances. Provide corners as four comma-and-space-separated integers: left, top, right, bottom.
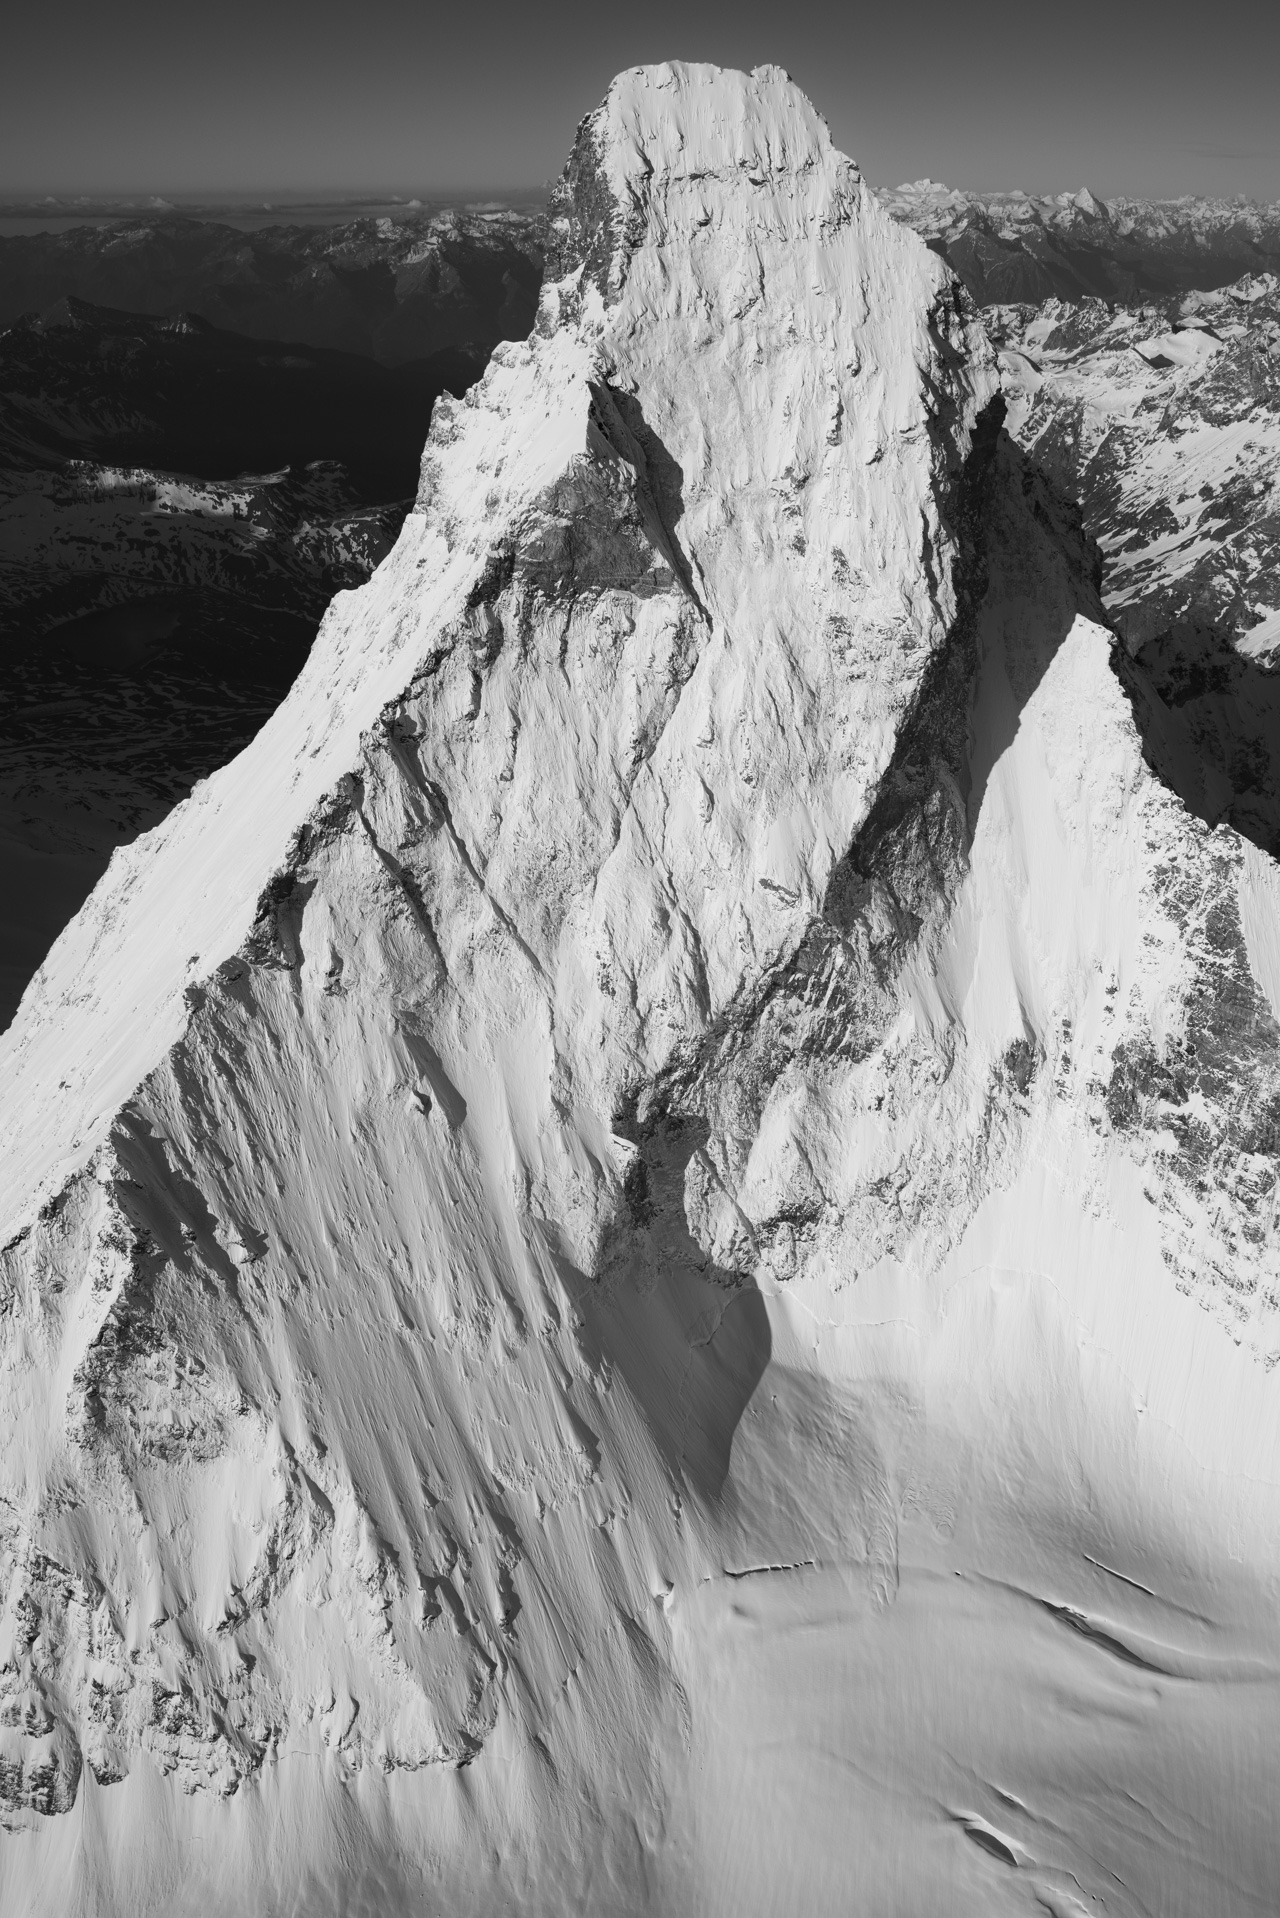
1, 63, 1279, 1917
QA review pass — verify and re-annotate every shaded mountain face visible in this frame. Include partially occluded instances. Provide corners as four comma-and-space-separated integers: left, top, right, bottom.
880, 180, 1280, 306
993, 276, 1280, 857
0, 210, 545, 365
0, 300, 478, 1027
2, 61, 1279, 1918
0, 294, 490, 495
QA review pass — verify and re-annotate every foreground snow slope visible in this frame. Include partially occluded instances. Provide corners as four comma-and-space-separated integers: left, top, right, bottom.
2, 63, 1279, 1917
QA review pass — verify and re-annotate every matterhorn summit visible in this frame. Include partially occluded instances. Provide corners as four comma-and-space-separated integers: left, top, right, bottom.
2, 63, 1279, 1917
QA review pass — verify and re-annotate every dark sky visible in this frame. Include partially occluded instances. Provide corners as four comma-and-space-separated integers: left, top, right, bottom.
4, 0, 1278, 201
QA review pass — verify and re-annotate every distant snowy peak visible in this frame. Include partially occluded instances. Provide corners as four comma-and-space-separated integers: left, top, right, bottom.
879, 178, 1280, 305
884, 179, 1110, 228
881, 178, 1280, 243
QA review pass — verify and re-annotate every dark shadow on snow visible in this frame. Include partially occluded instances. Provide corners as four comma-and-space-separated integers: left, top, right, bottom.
1112, 618, 1280, 860
567, 1111, 772, 1505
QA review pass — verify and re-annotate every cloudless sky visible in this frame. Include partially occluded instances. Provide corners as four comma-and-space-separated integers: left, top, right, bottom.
3, 0, 1278, 201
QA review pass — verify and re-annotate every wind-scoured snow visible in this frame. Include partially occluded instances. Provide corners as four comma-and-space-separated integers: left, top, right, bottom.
1, 63, 1279, 1918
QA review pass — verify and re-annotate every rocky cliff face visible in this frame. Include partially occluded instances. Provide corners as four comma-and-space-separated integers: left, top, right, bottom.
2, 65, 1279, 1918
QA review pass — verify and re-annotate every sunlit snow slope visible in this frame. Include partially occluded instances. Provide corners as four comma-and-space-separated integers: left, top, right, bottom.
2, 63, 1279, 1918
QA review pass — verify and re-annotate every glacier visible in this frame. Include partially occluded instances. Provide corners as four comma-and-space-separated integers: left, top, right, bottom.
1, 61, 1279, 1917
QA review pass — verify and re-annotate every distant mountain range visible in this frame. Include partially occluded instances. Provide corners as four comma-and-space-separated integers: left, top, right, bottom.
878, 181, 1280, 305
3, 187, 1280, 363
0, 208, 544, 362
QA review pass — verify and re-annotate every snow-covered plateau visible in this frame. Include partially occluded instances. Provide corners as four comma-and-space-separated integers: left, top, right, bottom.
2, 62, 1280, 1917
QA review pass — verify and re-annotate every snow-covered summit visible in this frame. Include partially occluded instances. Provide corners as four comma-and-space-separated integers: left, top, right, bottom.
544, 63, 846, 296
0, 59, 992, 1230
2, 64, 1279, 1918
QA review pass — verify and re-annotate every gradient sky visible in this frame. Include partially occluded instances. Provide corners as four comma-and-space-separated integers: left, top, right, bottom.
3, 0, 1278, 202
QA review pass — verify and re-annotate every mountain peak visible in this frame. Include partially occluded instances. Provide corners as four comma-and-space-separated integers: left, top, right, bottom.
2, 62, 994, 1221
2, 63, 1277, 1916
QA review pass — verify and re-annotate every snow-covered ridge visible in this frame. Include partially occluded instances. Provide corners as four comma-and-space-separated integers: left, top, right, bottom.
1, 63, 1279, 1916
